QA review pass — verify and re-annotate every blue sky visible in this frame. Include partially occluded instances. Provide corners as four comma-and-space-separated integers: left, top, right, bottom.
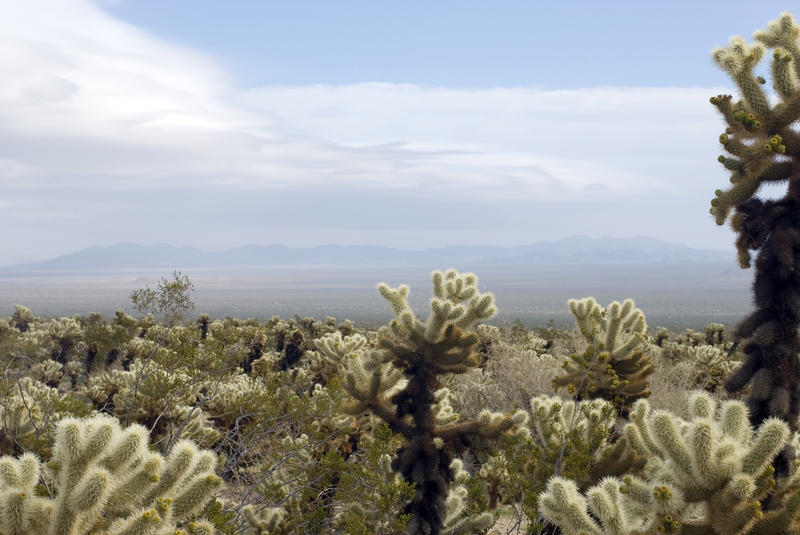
104, 0, 790, 88
0, 0, 796, 264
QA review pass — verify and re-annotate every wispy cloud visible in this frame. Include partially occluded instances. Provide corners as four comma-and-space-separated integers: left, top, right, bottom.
0, 0, 736, 263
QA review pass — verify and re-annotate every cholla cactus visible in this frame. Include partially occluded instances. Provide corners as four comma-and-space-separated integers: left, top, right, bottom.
340, 270, 526, 535
652, 327, 671, 347
676, 328, 705, 348
0, 414, 220, 535
307, 332, 368, 385
46, 318, 84, 365
241, 505, 289, 535
11, 305, 35, 333
553, 298, 654, 412
708, 12, 800, 445
675, 344, 740, 391
704, 323, 727, 345
529, 395, 615, 457
475, 324, 501, 363
0, 377, 88, 455
539, 391, 800, 534
30, 360, 65, 387
339, 348, 405, 417
527, 395, 642, 488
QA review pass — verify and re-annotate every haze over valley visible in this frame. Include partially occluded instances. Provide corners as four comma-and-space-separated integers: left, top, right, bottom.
0, 236, 750, 329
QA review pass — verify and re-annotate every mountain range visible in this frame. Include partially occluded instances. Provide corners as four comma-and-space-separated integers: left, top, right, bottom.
0, 236, 734, 275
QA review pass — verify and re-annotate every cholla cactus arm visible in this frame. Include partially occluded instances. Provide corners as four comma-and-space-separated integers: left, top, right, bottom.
339, 349, 414, 436
0, 452, 53, 535
437, 409, 528, 452
590, 437, 647, 486
712, 37, 771, 120
538, 477, 604, 535
754, 12, 800, 70
437, 459, 494, 535
568, 298, 603, 342
241, 505, 289, 535
602, 300, 647, 360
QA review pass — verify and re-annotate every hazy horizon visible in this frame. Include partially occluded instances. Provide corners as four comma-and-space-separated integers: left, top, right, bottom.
0, 263, 754, 331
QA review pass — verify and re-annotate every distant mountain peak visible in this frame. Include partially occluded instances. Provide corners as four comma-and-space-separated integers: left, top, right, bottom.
0, 236, 734, 275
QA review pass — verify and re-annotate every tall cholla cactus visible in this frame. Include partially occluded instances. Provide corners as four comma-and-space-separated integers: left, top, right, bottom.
0, 414, 220, 535
709, 12, 800, 444
340, 270, 527, 535
539, 391, 800, 534
553, 297, 654, 413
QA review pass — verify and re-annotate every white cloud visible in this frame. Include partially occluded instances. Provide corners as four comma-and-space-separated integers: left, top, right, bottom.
0, 0, 740, 263
280, 85, 739, 203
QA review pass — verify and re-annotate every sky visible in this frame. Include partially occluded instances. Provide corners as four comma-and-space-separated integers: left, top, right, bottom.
0, 0, 796, 264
